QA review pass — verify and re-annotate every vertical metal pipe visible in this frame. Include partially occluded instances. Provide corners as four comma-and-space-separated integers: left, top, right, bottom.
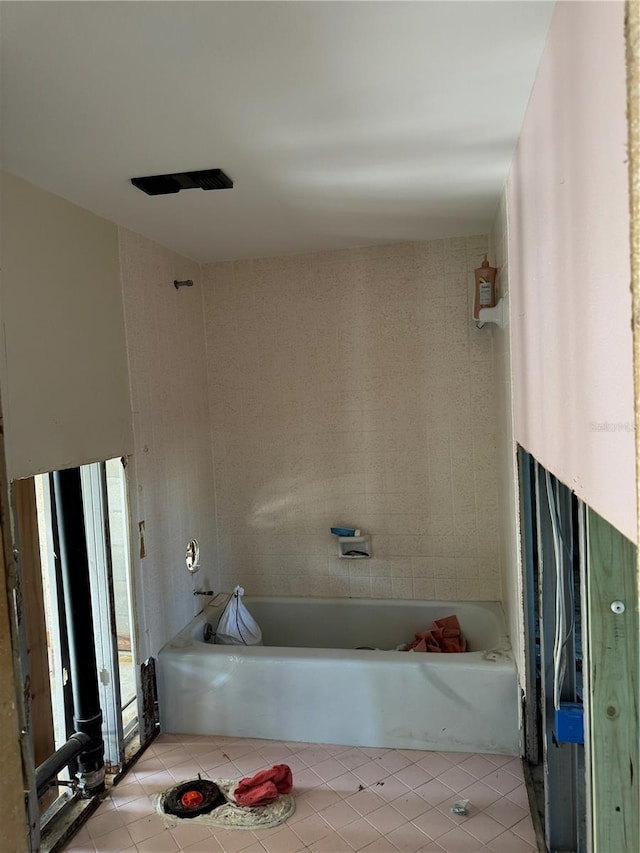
52, 468, 105, 795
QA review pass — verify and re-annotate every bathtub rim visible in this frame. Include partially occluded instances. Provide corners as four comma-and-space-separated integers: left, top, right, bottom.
160, 596, 514, 670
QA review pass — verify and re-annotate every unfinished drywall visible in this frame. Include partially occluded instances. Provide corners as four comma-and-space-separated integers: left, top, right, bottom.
508, 1, 636, 541
0, 172, 133, 480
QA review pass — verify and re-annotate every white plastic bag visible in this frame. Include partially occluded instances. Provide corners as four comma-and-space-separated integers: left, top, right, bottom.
215, 586, 263, 645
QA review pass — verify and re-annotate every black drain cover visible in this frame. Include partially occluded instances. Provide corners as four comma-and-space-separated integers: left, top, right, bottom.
163, 779, 225, 818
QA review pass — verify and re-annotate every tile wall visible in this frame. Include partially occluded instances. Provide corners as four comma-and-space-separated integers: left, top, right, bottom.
119, 228, 218, 658
202, 237, 502, 601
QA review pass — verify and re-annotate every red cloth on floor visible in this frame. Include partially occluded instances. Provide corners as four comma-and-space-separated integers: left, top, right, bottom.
403, 615, 467, 653
234, 764, 293, 807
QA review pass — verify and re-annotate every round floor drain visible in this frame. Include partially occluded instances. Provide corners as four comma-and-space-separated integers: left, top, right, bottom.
163, 779, 225, 818
181, 790, 204, 808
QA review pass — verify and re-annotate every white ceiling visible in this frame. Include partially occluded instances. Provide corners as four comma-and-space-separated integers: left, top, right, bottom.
1, 1, 554, 263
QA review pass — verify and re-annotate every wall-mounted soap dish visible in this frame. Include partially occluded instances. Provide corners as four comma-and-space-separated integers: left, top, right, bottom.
474, 297, 505, 329
338, 535, 371, 558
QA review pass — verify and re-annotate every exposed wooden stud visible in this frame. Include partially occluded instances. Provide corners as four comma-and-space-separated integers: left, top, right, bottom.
13, 477, 59, 815
0, 410, 32, 849
587, 508, 639, 851
13, 478, 56, 775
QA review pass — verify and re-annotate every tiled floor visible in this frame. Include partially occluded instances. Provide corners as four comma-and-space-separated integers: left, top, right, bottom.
62, 735, 539, 853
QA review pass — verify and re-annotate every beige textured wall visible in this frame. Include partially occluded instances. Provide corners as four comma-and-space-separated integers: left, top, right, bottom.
203, 237, 503, 600
118, 229, 217, 659
490, 192, 525, 684
0, 172, 133, 480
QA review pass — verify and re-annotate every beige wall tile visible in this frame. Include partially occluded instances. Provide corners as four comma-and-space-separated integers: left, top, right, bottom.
350, 577, 372, 598
371, 578, 393, 599
435, 578, 458, 600
391, 579, 413, 599
202, 237, 502, 602
119, 229, 218, 658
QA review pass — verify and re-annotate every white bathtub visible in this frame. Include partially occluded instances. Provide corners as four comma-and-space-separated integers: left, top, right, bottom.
157, 597, 520, 755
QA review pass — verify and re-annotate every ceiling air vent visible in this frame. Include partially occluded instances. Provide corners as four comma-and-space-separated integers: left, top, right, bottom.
131, 168, 233, 196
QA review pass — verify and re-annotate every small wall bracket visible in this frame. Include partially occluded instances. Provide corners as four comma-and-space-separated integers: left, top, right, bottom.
475, 297, 505, 329
174, 279, 194, 289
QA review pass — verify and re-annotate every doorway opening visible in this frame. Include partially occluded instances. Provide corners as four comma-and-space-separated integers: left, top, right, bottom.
16, 457, 139, 833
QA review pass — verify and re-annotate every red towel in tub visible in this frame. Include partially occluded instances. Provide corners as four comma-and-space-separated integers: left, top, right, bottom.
403, 615, 467, 653
234, 764, 293, 807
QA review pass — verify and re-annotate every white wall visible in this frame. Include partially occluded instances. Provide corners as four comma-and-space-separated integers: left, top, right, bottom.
507, 1, 635, 541
490, 192, 526, 685
0, 172, 133, 480
0, 173, 218, 658
118, 228, 217, 659
202, 237, 504, 602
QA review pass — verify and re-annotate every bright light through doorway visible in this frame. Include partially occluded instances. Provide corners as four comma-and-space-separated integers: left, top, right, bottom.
35, 457, 139, 767
104, 458, 138, 737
